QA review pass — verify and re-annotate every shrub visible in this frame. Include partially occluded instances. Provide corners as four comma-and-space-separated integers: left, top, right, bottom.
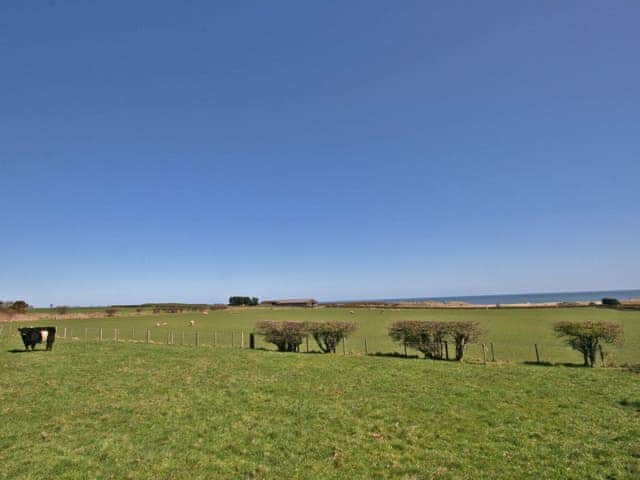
388, 320, 482, 361
447, 321, 483, 361
602, 298, 620, 306
55, 306, 69, 315
388, 321, 448, 359
9, 300, 29, 314
255, 321, 307, 352
229, 296, 259, 306
554, 321, 623, 367
307, 322, 356, 353
105, 308, 118, 317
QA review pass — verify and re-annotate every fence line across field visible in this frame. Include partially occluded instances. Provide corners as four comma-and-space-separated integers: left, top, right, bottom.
0, 324, 627, 367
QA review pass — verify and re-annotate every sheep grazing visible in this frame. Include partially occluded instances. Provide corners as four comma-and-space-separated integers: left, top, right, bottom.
189, 320, 196, 326
349, 310, 355, 314
155, 322, 168, 327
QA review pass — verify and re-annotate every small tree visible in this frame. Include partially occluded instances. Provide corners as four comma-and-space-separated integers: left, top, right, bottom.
9, 300, 29, 314
55, 306, 69, 315
255, 321, 307, 352
105, 308, 118, 317
447, 321, 483, 361
553, 321, 623, 367
307, 322, 356, 353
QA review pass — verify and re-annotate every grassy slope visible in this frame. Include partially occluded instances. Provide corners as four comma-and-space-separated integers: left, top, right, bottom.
14, 306, 640, 364
1, 341, 639, 479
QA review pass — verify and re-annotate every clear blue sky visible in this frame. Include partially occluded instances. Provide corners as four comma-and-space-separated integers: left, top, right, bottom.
1, 1, 638, 306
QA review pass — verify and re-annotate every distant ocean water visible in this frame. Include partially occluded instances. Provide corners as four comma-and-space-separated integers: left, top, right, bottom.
352, 289, 640, 306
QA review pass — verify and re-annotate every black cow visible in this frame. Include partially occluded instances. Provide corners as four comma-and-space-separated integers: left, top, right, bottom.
18, 327, 56, 351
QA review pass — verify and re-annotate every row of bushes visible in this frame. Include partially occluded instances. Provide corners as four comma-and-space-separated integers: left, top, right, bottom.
254, 320, 481, 361
254, 319, 624, 367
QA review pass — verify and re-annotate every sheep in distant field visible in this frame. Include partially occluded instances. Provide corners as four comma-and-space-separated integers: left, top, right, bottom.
189, 320, 196, 326
349, 310, 355, 315
156, 322, 168, 327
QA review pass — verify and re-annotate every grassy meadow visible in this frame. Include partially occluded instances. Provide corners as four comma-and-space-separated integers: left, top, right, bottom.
1, 306, 639, 478
0, 340, 639, 479
8, 306, 640, 364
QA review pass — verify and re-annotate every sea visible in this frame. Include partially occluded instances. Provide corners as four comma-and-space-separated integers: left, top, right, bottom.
355, 289, 640, 306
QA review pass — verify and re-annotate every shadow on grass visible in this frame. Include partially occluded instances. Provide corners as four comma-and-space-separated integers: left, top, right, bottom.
368, 352, 420, 360
522, 360, 591, 368
619, 399, 640, 412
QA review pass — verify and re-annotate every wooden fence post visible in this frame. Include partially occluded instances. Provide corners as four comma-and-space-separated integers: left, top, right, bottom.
99, 328, 103, 341
364, 337, 368, 355
482, 343, 487, 365
196, 331, 200, 347
490, 342, 496, 362
249, 333, 255, 349
146, 329, 150, 344
534, 344, 541, 364
306, 336, 309, 353
63, 327, 67, 339
85, 328, 88, 340
241, 330, 245, 349
342, 338, 346, 355
69, 328, 73, 338
114, 329, 117, 341
404, 342, 408, 358
132, 327, 135, 339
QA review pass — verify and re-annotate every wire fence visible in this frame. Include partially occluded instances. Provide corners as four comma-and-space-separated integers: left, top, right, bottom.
0, 324, 632, 367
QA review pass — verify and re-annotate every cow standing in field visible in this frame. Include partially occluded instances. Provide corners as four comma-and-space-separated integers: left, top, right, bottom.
18, 327, 56, 351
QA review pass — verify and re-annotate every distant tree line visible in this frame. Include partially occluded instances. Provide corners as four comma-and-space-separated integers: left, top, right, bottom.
0, 300, 30, 314
229, 296, 259, 306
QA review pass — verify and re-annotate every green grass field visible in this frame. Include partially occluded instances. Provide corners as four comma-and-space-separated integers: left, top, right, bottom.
1, 341, 639, 479
1, 307, 639, 478
8, 306, 640, 364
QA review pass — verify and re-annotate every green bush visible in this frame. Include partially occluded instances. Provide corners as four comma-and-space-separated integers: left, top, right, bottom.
255, 321, 307, 352
602, 298, 620, 306
388, 320, 482, 361
553, 321, 623, 367
307, 322, 357, 353
105, 308, 118, 317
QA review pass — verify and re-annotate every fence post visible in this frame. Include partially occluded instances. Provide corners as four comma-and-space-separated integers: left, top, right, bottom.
99, 328, 103, 341
404, 342, 408, 358
490, 342, 496, 362
249, 333, 255, 349
342, 338, 346, 355
69, 328, 73, 338
364, 337, 368, 355
146, 329, 150, 344
182, 331, 185, 345
444, 341, 449, 360
63, 327, 67, 339
114, 329, 117, 341
306, 336, 309, 353
196, 331, 200, 347
85, 328, 88, 340
534, 344, 540, 364
132, 327, 135, 339
599, 344, 606, 367
241, 330, 245, 349
482, 343, 487, 365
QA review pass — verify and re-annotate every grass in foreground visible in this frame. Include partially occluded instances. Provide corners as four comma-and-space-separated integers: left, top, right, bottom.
1, 341, 639, 479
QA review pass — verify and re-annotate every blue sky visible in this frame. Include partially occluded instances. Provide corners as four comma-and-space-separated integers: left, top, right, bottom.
1, 1, 639, 306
